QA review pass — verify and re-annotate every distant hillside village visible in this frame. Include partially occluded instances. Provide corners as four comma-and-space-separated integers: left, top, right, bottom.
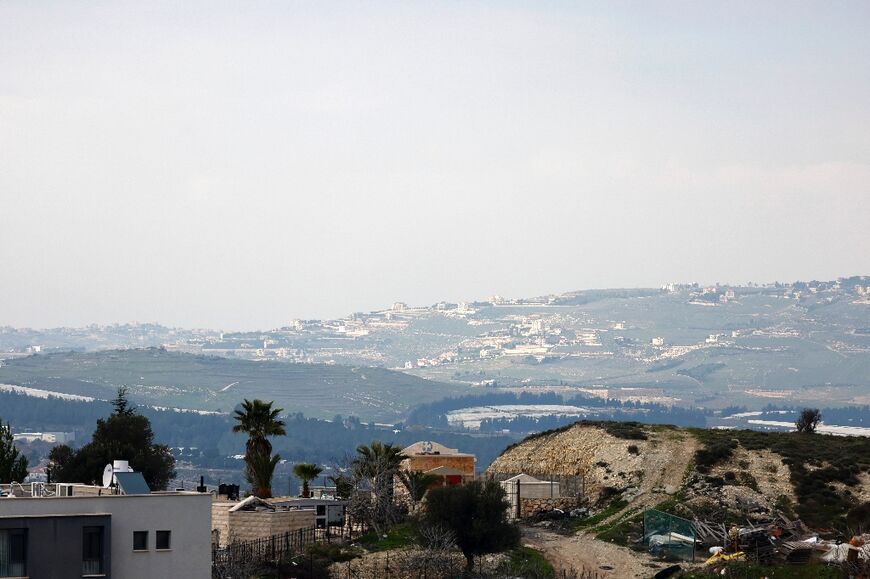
3, 277, 868, 370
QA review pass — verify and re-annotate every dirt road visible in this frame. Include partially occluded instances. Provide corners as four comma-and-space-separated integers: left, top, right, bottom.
523, 527, 664, 578
600, 429, 699, 526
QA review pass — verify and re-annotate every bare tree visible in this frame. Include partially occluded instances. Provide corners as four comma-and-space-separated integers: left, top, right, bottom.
795, 408, 821, 433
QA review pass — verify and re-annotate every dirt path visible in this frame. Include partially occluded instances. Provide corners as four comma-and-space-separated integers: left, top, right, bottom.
523, 527, 664, 578
600, 429, 699, 526
523, 431, 701, 578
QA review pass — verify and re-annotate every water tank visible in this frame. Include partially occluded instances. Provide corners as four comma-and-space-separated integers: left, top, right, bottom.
113, 460, 131, 473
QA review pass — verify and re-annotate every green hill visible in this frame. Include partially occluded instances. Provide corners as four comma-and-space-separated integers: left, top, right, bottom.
0, 348, 463, 422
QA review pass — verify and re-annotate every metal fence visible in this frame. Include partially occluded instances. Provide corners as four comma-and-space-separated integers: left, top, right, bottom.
484, 472, 586, 519
211, 525, 357, 568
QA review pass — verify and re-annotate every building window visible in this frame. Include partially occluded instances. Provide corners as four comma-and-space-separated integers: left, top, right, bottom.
0, 529, 27, 578
316, 505, 326, 516
82, 526, 104, 575
156, 530, 171, 550
133, 530, 149, 551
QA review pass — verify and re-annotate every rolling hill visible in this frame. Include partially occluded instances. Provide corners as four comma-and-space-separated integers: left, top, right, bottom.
0, 348, 464, 422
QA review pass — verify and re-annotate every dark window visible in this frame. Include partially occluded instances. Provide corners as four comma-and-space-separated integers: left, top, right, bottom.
0, 528, 27, 577
82, 526, 104, 575
133, 530, 149, 551
156, 530, 171, 550
316, 505, 326, 516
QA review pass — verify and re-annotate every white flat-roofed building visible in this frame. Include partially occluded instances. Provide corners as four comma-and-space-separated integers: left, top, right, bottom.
0, 483, 211, 579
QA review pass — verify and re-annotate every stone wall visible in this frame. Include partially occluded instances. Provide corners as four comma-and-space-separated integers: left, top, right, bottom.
520, 497, 579, 518
227, 509, 315, 543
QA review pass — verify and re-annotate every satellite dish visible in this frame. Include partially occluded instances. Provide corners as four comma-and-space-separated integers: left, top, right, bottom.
102, 464, 114, 488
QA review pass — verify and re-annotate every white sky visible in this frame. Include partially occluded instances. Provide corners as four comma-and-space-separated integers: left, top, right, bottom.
1, 1, 868, 329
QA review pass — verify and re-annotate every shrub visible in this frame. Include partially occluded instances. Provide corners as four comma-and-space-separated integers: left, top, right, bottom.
627, 445, 640, 455
694, 440, 737, 473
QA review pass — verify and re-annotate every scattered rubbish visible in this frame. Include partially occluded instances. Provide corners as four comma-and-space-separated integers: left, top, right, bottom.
689, 512, 870, 569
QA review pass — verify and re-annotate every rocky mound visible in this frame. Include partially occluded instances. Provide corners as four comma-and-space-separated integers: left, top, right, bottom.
488, 420, 870, 529
488, 422, 696, 506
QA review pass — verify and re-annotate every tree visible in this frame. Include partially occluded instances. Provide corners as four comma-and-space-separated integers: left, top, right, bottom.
48, 389, 175, 489
111, 386, 136, 416
328, 474, 354, 500
232, 399, 286, 457
0, 421, 28, 483
796, 408, 822, 433
423, 479, 520, 570
293, 463, 323, 498
398, 470, 440, 512
232, 399, 286, 498
246, 454, 281, 499
352, 441, 406, 481
350, 441, 407, 534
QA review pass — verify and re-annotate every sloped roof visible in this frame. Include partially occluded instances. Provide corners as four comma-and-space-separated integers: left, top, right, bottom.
229, 495, 274, 512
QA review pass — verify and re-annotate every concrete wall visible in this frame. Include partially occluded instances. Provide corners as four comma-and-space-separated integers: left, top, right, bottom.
506, 481, 561, 499
0, 513, 112, 579
0, 492, 211, 579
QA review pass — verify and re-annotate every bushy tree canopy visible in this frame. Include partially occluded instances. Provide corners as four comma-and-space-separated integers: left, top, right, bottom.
49, 389, 175, 490
0, 421, 28, 483
423, 480, 520, 569
796, 408, 822, 434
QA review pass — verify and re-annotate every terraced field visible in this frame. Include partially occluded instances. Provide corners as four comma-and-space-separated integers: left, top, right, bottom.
0, 348, 464, 422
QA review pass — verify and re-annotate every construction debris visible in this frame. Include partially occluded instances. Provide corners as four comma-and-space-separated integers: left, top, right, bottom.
688, 512, 870, 570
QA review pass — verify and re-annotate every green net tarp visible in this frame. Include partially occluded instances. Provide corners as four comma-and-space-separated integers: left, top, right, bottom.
644, 509, 695, 562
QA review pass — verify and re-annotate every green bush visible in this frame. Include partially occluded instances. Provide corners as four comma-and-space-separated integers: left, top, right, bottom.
423, 480, 520, 570
495, 546, 555, 578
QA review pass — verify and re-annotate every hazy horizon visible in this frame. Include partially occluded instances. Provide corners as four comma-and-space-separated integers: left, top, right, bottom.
2, 1, 869, 329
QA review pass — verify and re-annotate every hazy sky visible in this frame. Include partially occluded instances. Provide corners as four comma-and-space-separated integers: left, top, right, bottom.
1, 1, 869, 329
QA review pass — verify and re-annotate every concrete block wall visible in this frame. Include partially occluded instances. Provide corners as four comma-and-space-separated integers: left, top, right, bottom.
227, 509, 315, 543
211, 502, 232, 547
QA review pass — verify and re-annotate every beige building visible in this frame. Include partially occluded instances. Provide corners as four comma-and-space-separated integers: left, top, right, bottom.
211, 495, 330, 547
401, 441, 476, 486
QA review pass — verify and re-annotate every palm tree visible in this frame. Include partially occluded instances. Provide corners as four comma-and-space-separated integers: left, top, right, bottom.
246, 453, 281, 499
352, 441, 406, 481
232, 399, 286, 457
398, 470, 440, 512
232, 399, 286, 498
293, 463, 323, 498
